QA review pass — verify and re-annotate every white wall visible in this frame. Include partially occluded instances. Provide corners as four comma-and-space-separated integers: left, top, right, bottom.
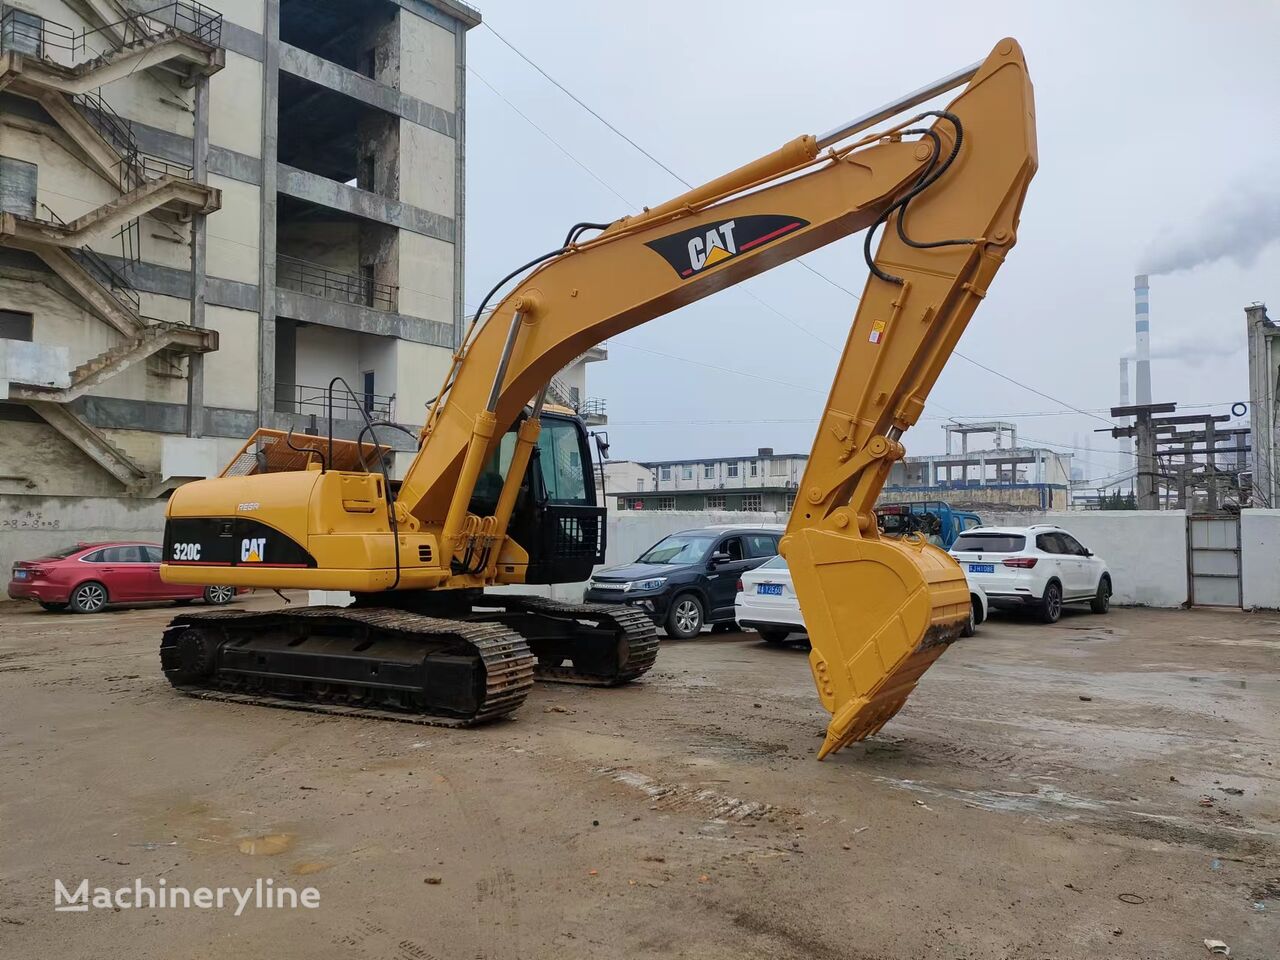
982, 511, 1188, 607
0, 495, 167, 580
1241, 510, 1280, 610
604, 510, 787, 568
601, 509, 1234, 609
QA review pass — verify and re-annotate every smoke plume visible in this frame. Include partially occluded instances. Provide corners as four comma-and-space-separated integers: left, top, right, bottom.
1122, 331, 1241, 365
1140, 179, 1280, 276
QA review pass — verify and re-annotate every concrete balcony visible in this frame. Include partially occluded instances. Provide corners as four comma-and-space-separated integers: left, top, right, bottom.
276, 255, 397, 313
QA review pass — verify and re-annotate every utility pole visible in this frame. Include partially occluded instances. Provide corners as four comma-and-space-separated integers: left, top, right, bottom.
1108, 403, 1173, 509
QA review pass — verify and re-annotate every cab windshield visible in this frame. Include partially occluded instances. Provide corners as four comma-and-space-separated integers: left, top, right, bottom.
638, 534, 715, 565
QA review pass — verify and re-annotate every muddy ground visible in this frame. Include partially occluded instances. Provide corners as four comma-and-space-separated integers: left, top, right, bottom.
0, 595, 1275, 959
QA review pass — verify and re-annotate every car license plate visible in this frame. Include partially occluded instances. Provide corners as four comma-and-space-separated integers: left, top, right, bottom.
968, 563, 995, 574
757, 583, 783, 596
13, 570, 28, 580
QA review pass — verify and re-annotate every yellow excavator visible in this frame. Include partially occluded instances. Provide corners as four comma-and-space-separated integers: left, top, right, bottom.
159, 39, 1037, 759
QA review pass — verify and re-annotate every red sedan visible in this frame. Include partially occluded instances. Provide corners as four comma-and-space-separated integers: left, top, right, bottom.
7, 541, 239, 614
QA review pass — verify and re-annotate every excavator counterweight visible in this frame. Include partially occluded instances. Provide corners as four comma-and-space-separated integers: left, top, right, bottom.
158, 40, 1036, 757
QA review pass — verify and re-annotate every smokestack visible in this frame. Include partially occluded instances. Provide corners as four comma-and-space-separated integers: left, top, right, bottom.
1134, 274, 1151, 404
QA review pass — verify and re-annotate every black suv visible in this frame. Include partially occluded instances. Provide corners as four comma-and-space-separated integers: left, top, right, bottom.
583, 526, 782, 639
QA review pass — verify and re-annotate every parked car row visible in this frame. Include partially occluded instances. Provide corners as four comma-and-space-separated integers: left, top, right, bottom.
8, 542, 241, 614
587, 521, 1112, 641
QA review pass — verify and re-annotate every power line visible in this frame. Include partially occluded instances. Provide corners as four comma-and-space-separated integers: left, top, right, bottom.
480, 21, 1123, 429
468, 65, 636, 209
481, 23, 692, 189
949, 354, 1117, 427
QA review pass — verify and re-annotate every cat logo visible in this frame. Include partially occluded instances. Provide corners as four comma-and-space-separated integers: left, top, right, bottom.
645, 214, 809, 280
240, 537, 267, 563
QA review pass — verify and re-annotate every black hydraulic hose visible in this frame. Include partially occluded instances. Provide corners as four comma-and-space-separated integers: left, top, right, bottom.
325, 376, 401, 590
284, 426, 326, 470
423, 245, 568, 409
862, 111, 976, 285
562, 221, 612, 246
426, 216, 616, 408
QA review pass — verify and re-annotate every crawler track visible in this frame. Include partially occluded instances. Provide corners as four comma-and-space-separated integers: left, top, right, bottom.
160, 606, 535, 724
471, 595, 660, 686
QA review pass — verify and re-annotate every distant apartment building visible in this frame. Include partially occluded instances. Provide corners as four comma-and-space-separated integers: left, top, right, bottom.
609, 447, 805, 512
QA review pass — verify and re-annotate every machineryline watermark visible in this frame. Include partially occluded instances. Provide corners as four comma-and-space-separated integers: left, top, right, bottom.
54, 878, 320, 917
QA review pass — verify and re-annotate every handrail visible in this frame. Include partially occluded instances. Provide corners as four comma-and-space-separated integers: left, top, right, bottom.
43, 201, 143, 317
277, 382, 396, 422
276, 255, 398, 312
0, 2, 222, 63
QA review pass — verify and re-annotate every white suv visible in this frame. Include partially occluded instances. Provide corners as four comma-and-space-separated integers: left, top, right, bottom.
949, 525, 1111, 623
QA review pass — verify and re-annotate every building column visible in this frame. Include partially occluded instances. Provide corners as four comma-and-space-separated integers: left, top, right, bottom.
452, 16, 466, 349
257, 0, 280, 427
186, 74, 209, 437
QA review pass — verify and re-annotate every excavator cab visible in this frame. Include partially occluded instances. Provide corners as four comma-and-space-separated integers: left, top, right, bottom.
469, 409, 605, 584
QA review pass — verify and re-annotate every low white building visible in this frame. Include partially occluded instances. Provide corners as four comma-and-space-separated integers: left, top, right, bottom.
608, 448, 806, 511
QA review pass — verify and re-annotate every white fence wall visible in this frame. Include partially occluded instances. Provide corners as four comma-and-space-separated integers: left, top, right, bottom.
980, 511, 1189, 607
0, 495, 168, 578
601, 507, 1280, 609
1240, 510, 1280, 610
599, 509, 1195, 607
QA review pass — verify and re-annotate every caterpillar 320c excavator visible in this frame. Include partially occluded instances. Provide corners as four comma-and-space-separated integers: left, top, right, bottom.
159, 39, 1036, 759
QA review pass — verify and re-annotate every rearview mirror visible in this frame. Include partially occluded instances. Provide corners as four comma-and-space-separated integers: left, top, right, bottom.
709, 551, 731, 566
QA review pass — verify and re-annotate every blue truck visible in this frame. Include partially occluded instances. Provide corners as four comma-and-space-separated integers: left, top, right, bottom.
876, 501, 983, 549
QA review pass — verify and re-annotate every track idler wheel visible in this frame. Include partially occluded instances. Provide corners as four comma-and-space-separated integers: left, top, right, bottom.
163, 626, 217, 685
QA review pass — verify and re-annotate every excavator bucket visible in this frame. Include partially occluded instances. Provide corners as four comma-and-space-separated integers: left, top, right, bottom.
786, 529, 970, 759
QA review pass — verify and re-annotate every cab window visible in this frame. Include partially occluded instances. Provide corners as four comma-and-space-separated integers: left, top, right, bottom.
537, 419, 589, 504
472, 431, 518, 509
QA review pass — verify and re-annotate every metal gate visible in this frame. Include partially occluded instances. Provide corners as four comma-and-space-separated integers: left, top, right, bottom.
1186, 515, 1242, 607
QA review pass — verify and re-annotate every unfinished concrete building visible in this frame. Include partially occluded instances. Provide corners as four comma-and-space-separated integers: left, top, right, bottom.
883, 422, 1074, 511
0, 0, 481, 567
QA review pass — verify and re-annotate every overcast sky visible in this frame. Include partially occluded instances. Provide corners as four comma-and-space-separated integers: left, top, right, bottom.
462, 1, 1280, 483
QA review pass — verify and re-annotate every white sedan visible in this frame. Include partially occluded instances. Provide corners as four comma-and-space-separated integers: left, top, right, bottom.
735, 555, 988, 643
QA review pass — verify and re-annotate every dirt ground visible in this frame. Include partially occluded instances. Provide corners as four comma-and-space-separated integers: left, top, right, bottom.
0, 595, 1275, 960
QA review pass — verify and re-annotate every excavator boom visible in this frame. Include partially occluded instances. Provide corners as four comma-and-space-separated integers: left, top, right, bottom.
160, 40, 1036, 756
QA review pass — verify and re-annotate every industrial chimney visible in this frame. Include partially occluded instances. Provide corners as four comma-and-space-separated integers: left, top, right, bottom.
1118, 357, 1133, 462
1134, 274, 1151, 404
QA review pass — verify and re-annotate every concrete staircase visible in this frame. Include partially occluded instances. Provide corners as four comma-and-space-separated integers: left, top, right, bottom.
0, 18, 223, 95
10, 243, 143, 337
0, 178, 219, 251
7, 320, 217, 404
27, 399, 154, 492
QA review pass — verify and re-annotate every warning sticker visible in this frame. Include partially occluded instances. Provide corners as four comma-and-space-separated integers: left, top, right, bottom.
868, 319, 886, 344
